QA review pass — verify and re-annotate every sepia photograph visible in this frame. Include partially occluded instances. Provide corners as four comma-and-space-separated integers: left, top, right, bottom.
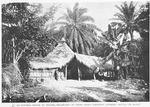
1, 0, 149, 104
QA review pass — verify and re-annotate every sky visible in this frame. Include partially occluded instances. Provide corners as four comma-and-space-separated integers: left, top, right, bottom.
41, 1, 146, 32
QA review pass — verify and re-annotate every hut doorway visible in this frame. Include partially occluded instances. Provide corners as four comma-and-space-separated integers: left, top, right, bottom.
67, 57, 78, 80
67, 57, 100, 80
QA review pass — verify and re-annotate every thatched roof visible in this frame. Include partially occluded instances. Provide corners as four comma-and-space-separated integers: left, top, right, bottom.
29, 42, 74, 69
75, 53, 104, 70
29, 40, 115, 70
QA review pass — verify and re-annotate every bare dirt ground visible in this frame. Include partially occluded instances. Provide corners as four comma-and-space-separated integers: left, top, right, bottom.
6, 79, 148, 102
34, 80, 147, 102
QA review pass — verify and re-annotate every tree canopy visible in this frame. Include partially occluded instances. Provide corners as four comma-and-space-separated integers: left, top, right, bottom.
112, 2, 140, 41
2, 3, 58, 64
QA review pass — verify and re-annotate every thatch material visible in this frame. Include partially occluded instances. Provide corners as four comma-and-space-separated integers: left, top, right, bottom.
75, 53, 104, 70
75, 53, 117, 71
29, 42, 75, 69
2, 63, 23, 98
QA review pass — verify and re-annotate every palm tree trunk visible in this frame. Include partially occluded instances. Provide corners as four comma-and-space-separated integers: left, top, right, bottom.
12, 37, 16, 64
129, 29, 134, 42
113, 59, 119, 79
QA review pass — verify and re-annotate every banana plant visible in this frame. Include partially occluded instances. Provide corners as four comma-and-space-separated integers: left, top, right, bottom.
100, 24, 134, 79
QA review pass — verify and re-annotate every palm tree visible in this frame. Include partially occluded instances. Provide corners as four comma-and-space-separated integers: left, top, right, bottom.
55, 3, 100, 55
112, 2, 140, 42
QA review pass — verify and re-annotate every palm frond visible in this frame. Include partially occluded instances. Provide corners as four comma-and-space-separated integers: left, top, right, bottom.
73, 3, 79, 22
78, 34, 85, 54
76, 28, 86, 48
77, 8, 87, 18
73, 2, 79, 12
78, 26, 97, 47
66, 8, 74, 22
74, 28, 79, 49
114, 2, 138, 25
77, 15, 94, 23
114, 13, 128, 23
57, 13, 73, 24
77, 28, 93, 54
115, 5, 124, 14
57, 15, 67, 21
110, 18, 122, 20
110, 22, 122, 27
68, 27, 74, 49
79, 23, 101, 31
52, 21, 69, 26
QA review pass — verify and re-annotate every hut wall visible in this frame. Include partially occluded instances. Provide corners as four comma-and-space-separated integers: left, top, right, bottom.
28, 67, 66, 83
57, 68, 65, 80
28, 69, 56, 83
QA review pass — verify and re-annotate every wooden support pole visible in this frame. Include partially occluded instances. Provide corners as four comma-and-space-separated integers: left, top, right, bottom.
78, 67, 80, 81
107, 71, 108, 77
112, 71, 114, 77
65, 65, 67, 80
93, 73, 96, 80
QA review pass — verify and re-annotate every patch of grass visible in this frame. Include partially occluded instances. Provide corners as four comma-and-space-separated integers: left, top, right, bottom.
72, 86, 127, 102
73, 87, 114, 94
104, 93, 131, 102
24, 86, 55, 98
71, 86, 145, 102
23, 86, 100, 102
22, 80, 39, 88
106, 79, 148, 90
68, 93, 99, 102
43, 93, 99, 102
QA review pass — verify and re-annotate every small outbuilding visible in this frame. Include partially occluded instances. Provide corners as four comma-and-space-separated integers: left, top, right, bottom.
28, 40, 75, 83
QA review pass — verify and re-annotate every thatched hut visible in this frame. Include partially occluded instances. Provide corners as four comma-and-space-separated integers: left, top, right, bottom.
29, 41, 74, 83
73, 53, 105, 80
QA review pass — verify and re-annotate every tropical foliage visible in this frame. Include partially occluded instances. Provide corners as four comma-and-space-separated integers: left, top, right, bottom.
2, 2, 149, 86
94, 2, 149, 80
137, 2, 149, 41
136, 2, 149, 82
112, 2, 149, 81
